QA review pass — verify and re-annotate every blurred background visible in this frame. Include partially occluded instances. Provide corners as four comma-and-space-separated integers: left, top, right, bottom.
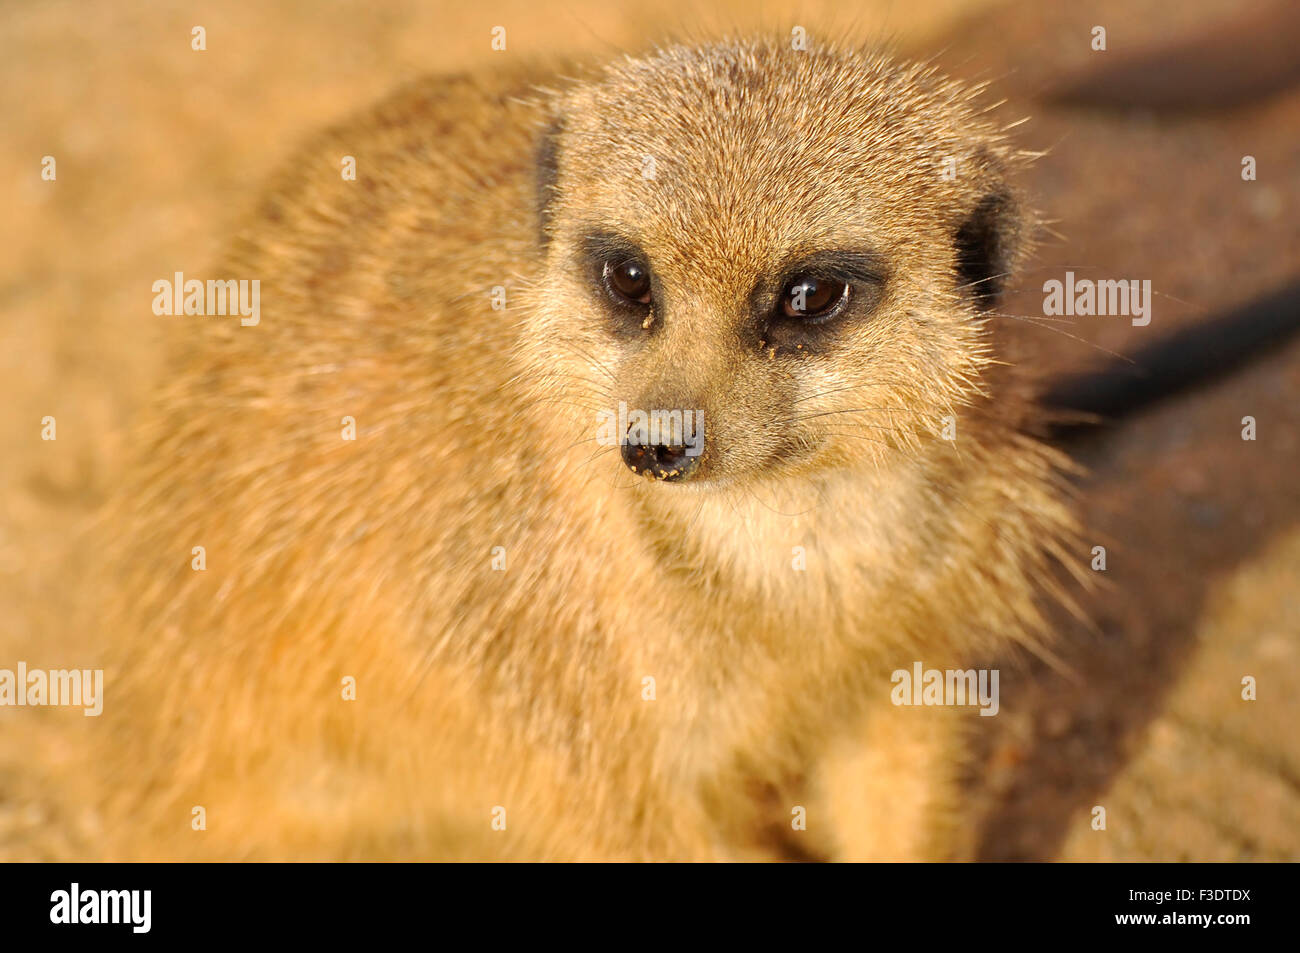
2, 0, 1297, 859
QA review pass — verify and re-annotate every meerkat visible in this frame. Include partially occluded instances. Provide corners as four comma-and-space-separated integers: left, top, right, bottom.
19, 37, 1080, 861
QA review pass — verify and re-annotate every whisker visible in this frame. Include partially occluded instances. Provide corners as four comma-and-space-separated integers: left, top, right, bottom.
983, 313, 1137, 364
768, 406, 916, 428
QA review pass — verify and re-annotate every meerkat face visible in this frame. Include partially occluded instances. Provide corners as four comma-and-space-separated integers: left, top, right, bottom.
530, 41, 1026, 489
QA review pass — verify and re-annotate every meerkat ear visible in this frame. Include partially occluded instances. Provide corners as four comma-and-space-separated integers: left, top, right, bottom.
535, 114, 564, 248
954, 184, 1023, 312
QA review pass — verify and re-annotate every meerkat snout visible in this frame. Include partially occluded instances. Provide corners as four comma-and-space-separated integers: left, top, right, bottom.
619, 394, 708, 481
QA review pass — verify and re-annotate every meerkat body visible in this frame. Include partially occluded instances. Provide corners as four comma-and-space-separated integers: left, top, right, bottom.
22, 40, 1077, 860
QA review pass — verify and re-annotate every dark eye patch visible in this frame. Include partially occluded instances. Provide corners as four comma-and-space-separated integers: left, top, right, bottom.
762, 249, 888, 340
579, 229, 657, 331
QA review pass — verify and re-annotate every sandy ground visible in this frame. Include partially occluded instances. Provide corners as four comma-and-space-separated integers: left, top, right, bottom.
2, 0, 1296, 859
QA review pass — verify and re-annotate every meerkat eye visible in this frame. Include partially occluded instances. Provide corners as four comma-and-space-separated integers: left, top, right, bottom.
603, 259, 652, 307
780, 275, 850, 321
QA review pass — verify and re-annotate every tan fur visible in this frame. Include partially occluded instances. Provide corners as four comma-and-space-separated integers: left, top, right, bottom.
7, 39, 1078, 860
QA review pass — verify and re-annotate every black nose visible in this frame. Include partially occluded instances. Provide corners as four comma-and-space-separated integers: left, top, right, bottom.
622, 440, 701, 481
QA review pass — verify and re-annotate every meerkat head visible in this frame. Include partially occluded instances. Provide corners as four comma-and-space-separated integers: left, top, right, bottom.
526, 39, 1029, 490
